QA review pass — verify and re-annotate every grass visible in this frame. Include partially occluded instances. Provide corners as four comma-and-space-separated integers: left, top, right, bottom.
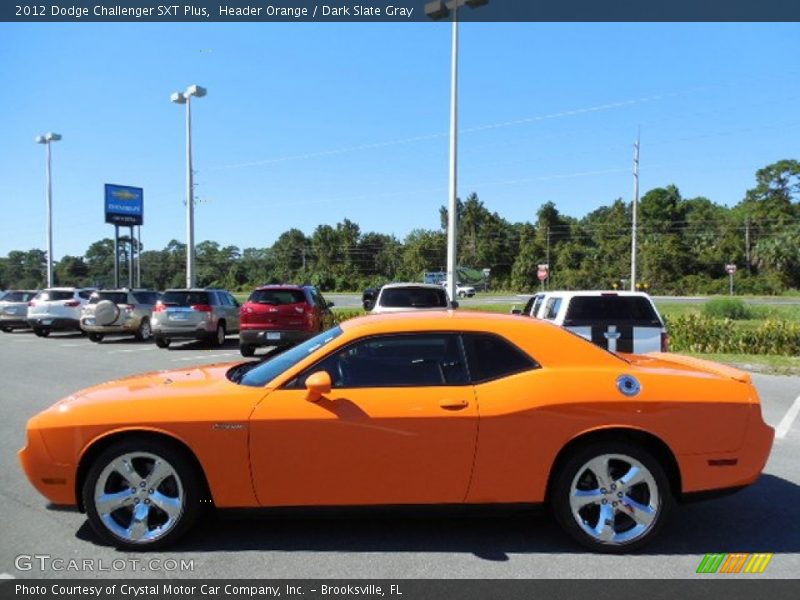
657, 301, 800, 323
685, 353, 800, 376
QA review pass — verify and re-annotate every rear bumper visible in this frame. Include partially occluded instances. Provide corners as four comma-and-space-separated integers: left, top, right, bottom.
679, 413, 774, 495
27, 317, 80, 331
80, 319, 140, 334
153, 328, 215, 341
240, 328, 313, 347
0, 316, 30, 328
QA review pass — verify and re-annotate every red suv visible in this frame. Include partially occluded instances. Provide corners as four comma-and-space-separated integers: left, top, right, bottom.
239, 285, 336, 357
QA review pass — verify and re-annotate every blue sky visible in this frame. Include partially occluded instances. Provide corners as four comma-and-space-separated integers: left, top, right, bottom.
1, 22, 798, 259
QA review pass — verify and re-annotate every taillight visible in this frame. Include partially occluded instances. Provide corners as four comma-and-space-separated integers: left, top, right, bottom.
191, 304, 212, 312
154, 303, 166, 312
64, 301, 80, 307
661, 331, 670, 352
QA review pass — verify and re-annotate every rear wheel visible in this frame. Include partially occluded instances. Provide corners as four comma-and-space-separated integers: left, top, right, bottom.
135, 318, 152, 342
240, 344, 255, 357
550, 442, 672, 553
211, 322, 226, 347
33, 328, 50, 338
88, 333, 104, 343
0, 326, 12, 333
82, 438, 202, 550
154, 336, 170, 349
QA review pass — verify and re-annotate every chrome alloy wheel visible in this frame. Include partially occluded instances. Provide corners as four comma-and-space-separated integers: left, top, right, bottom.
93, 452, 184, 544
569, 453, 660, 545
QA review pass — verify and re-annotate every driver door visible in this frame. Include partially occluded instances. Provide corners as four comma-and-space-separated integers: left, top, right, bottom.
248, 333, 478, 507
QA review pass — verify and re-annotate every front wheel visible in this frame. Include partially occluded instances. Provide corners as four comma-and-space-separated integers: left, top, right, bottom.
154, 336, 170, 349
240, 344, 255, 357
135, 318, 152, 342
211, 323, 226, 347
550, 442, 672, 553
0, 326, 12, 333
88, 333, 104, 343
82, 439, 202, 550
33, 328, 50, 338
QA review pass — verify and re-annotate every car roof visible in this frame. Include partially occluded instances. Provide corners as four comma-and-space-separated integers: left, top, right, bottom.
541, 290, 652, 298
254, 284, 307, 291
380, 282, 447, 291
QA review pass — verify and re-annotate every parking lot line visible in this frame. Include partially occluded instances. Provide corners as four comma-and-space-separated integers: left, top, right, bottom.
775, 394, 800, 439
107, 347, 154, 354
59, 343, 85, 347
170, 353, 235, 362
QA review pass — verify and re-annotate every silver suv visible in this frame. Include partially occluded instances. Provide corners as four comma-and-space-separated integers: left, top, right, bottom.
0, 290, 38, 332
27, 287, 96, 337
151, 288, 240, 348
81, 289, 160, 343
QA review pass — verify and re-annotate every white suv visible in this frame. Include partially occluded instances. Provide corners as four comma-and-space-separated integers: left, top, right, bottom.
517, 290, 668, 354
370, 283, 452, 314
27, 287, 95, 337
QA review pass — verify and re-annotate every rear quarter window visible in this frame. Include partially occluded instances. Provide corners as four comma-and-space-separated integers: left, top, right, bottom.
463, 333, 539, 383
543, 297, 562, 320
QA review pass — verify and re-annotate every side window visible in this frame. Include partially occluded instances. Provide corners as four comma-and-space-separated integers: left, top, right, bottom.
463, 333, 539, 383
531, 295, 545, 317
289, 334, 469, 389
78, 290, 93, 300
210, 292, 222, 305
522, 297, 535, 315
543, 297, 562, 320
227, 293, 239, 307
306, 288, 318, 307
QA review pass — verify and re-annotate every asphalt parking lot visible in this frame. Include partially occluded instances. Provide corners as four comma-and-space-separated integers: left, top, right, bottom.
0, 329, 798, 579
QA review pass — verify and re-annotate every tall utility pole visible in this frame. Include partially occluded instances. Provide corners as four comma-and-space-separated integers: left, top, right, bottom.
630, 134, 640, 291
425, 0, 489, 304
35, 132, 62, 288
171, 85, 207, 289
744, 216, 751, 273
545, 226, 551, 290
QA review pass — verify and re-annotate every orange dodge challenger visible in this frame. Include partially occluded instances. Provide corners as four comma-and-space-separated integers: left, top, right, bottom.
20, 311, 773, 552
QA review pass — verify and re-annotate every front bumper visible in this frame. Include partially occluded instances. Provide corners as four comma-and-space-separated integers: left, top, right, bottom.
18, 428, 76, 507
27, 317, 81, 331
240, 328, 313, 347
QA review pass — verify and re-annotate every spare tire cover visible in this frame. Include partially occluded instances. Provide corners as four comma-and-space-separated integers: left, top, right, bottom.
94, 299, 120, 326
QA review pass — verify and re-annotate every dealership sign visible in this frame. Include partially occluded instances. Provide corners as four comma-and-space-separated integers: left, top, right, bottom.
104, 184, 143, 225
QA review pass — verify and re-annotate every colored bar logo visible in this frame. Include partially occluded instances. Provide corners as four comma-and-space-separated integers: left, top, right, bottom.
697, 553, 773, 574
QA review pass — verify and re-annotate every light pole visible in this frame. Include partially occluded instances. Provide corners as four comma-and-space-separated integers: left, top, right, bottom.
171, 84, 207, 289
35, 132, 62, 288
425, 0, 488, 305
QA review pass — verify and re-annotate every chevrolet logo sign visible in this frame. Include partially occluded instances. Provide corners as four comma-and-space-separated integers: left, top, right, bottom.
112, 190, 138, 200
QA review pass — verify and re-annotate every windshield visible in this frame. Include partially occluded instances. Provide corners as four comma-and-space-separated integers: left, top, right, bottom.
380, 287, 448, 308
35, 290, 74, 302
235, 326, 344, 387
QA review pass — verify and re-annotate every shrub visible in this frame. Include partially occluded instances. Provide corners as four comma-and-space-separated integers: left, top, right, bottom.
667, 314, 800, 355
702, 297, 753, 320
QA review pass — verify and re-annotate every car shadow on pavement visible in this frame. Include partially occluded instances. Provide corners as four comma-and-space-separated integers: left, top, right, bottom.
161, 339, 240, 351
74, 474, 799, 559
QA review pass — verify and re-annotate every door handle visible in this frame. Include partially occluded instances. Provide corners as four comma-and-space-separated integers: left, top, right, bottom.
439, 399, 469, 410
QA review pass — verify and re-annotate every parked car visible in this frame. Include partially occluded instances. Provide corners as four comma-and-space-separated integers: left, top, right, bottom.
511, 293, 546, 318
369, 283, 452, 313
442, 281, 476, 298
0, 290, 38, 332
20, 311, 773, 551
239, 284, 335, 357
520, 291, 667, 354
27, 287, 96, 337
80, 289, 160, 343
151, 288, 240, 349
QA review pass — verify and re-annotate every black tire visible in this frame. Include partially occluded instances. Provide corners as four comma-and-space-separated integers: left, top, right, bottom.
135, 318, 152, 342
239, 344, 256, 357
211, 322, 226, 347
0, 326, 12, 333
154, 336, 171, 349
88, 333, 104, 343
82, 438, 202, 551
33, 328, 50, 338
550, 441, 672, 553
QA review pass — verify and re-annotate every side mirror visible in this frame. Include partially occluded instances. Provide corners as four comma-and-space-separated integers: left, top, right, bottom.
510, 308, 522, 315
327, 301, 335, 307
449, 300, 459, 309
305, 370, 332, 402
363, 300, 374, 311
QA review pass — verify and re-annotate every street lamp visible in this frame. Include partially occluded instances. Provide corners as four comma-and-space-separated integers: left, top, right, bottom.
425, 0, 488, 305
35, 132, 62, 288
171, 84, 207, 289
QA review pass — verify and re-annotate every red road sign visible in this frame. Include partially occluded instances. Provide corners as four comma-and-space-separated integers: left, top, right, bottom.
537, 268, 548, 281
726, 264, 737, 275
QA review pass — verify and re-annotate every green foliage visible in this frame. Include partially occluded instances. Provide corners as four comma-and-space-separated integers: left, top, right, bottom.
702, 298, 753, 320
667, 314, 800, 355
